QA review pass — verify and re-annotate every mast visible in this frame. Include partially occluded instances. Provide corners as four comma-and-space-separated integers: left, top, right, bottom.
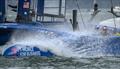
110, 0, 114, 13
37, 0, 44, 16
0, 0, 5, 22
59, 0, 62, 15
93, 0, 96, 4
110, 0, 117, 33
64, 0, 67, 17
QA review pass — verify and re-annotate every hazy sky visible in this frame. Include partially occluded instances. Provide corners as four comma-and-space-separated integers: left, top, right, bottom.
7, 0, 120, 9
66, 0, 120, 9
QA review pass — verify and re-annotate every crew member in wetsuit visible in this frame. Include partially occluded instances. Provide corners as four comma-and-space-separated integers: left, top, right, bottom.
101, 26, 109, 36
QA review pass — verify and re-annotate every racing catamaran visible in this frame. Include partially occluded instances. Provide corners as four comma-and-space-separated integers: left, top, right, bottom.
0, 0, 71, 57
1, 0, 120, 58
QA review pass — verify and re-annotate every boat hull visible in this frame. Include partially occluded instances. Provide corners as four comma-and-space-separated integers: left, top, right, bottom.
0, 28, 13, 45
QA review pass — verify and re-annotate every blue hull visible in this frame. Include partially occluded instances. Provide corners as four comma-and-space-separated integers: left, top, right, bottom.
0, 23, 62, 57
0, 23, 43, 45
0, 28, 13, 45
1, 23, 120, 57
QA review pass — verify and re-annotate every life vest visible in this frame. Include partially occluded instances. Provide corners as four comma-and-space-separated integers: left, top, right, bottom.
115, 33, 120, 36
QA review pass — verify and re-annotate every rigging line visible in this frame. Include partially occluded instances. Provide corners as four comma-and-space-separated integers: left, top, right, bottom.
111, 0, 117, 32
74, 0, 86, 28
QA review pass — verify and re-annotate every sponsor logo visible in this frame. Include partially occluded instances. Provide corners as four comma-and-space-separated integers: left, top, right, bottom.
18, 46, 41, 56
3, 45, 54, 57
3, 45, 41, 57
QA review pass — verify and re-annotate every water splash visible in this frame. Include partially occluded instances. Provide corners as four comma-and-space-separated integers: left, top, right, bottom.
2, 28, 120, 58
3, 29, 77, 58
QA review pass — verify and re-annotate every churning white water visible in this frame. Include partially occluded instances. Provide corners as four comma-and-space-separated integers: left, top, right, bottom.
4, 29, 78, 58
2, 27, 114, 58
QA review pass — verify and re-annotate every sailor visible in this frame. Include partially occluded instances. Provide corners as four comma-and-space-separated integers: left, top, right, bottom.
101, 26, 109, 36
9, 0, 35, 22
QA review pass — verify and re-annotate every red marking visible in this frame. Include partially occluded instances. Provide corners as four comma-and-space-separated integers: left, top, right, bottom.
11, 48, 17, 54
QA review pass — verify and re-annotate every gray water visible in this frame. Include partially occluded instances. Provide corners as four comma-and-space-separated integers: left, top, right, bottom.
0, 56, 120, 69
